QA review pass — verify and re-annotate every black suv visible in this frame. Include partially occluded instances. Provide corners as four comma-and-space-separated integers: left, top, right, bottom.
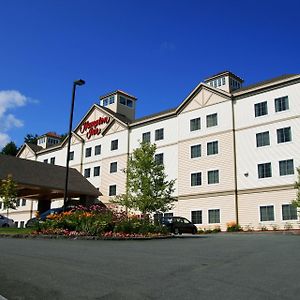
160, 216, 197, 234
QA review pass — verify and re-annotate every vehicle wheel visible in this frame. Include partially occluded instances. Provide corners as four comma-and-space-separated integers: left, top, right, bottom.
192, 228, 197, 235
174, 227, 180, 235
2, 223, 9, 228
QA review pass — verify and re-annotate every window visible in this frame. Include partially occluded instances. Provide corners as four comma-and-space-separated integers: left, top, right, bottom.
275, 96, 289, 112
120, 96, 133, 108
190, 117, 201, 131
85, 147, 92, 157
0, 202, 2, 209
191, 172, 201, 186
155, 128, 164, 141
222, 77, 225, 85
191, 144, 201, 158
208, 209, 220, 223
95, 145, 101, 156
258, 163, 272, 178
207, 141, 218, 155
206, 113, 218, 127
191, 210, 202, 224
111, 139, 118, 150
109, 96, 114, 104
94, 166, 100, 177
127, 99, 133, 108
69, 151, 74, 161
110, 162, 118, 173
109, 185, 116, 196
43, 159, 48, 164
22, 199, 26, 206
282, 204, 297, 220
279, 159, 294, 176
120, 96, 126, 105
208, 170, 219, 184
103, 98, 109, 107
14, 221, 18, 228
84, 168, 91, 178
142, 132, 151, 143
256, 131, 270, 147
254, 101, 268, 117
20, 221, 25, 228
16, 199, 20, 207
277, 127, 292, 143
260, 205, 274, 221
50, 157, 55, 165
155, 153, 164, 165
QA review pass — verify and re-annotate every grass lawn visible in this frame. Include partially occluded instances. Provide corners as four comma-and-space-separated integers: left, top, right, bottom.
0, 228, 34, 235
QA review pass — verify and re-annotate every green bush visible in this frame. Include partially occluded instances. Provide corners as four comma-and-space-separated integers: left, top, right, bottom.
37, 207, 168, 236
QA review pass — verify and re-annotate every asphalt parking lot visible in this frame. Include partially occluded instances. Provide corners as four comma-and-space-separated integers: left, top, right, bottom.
0, 233, 300, 300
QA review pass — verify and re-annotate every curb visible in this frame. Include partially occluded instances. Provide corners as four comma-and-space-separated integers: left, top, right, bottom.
0, 233, 174, 241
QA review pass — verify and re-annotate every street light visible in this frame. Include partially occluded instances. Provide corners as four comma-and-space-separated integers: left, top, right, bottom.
63, 79, 85, 210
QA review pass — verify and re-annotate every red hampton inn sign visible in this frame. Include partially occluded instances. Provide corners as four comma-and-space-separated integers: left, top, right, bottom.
80, 117, 110, 139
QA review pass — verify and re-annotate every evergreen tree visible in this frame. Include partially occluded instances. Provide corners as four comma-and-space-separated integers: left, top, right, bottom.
112, 142, 176, 216
0, 141, 18, 156
0, 175, 18, 218
24, 133, 39, 144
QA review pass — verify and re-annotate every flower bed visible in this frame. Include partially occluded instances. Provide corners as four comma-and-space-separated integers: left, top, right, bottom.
33, 205, 169, 238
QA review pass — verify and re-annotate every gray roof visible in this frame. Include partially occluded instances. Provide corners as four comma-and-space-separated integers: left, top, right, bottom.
132, 107, 177, 124
233, 74, 298, 94
27, 143, 43, 153
0, 154, 100, 199
99, 105, 133, 124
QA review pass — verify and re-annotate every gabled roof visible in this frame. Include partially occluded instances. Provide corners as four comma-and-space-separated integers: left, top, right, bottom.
27, 143, 43, 153
131, 82, 231, 126
0, 154, 100, 199
16, 142, 43, 157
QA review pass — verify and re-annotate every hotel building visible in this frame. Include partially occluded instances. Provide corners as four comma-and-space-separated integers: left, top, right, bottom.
3, 71, 300, 231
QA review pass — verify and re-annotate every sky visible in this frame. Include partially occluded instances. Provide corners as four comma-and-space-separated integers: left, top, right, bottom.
0, 0, 299, 149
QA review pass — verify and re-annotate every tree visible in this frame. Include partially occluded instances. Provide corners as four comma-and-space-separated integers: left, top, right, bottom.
0, 141, 18, 156
292, 167, 300, 210
0, 175, 18, 218
24, 133, 39, 144
112, 142, 176, 216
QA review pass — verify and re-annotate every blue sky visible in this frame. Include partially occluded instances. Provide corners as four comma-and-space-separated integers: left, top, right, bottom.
0, 0, 299, 149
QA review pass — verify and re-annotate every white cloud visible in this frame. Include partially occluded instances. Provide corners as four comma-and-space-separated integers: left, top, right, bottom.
0, 90, 32, 149
0, 133, 10, 148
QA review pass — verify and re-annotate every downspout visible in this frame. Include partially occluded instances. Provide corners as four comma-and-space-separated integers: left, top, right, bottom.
80, 137, 84, 174
125, 125, 130, 216
231, 96, 239, 225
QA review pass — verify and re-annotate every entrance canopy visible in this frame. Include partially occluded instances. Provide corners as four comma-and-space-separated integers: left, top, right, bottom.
0, 154, 100, 200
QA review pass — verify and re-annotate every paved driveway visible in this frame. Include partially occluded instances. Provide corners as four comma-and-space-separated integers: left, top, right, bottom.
0, 233, 300, 299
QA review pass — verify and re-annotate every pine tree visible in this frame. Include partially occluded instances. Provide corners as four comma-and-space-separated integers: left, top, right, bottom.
0, 141, 18, 156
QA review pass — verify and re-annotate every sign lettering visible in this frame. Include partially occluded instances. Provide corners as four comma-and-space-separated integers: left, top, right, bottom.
80, 117, 110, 139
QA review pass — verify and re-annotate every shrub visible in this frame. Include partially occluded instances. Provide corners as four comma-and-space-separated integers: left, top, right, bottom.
36, 206, 168, 236
212, 226, 221, 233
226, 221, 242, 232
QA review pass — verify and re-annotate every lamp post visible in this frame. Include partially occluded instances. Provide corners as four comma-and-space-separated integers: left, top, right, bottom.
63, 79, 85, 210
